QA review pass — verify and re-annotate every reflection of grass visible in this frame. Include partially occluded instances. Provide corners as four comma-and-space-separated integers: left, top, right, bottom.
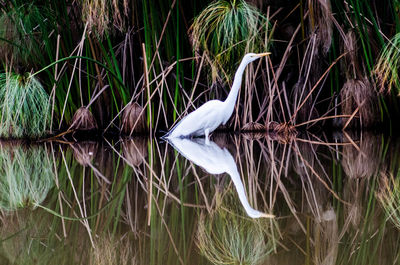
0, 72, 50, 138
0, 209, 92, 264
377, 173, 400, 229
0, 144, 54, 211
90, 233, 136, 265
197, 191, 277, 265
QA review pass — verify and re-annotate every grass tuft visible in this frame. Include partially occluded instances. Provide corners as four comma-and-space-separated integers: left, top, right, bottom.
190, 0, 269, 81
81, 0, 129, 38
69, 107, 98, 131
121, 102, 147, 135
0, 72, 50, 138
375, 32, 400, 94
340, 77, 377, 128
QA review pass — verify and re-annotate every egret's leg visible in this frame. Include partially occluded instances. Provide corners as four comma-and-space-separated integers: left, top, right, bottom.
205, 128, 210, 145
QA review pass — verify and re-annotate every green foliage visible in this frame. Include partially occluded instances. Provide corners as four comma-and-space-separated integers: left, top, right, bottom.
190, 0, 269, 81
0, 2, 54, 68
0, 72, 50, 138
375, 32, 400, 94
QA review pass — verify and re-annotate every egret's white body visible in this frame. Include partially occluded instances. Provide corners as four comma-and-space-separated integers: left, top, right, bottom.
168, 137, 273, 219
165, 52, 270, 141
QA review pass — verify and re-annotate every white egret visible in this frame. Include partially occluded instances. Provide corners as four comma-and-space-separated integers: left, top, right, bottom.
164, 52, 270, 141
167, 137, 274, 219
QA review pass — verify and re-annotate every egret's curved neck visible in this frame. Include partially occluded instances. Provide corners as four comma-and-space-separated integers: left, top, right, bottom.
223, 59, 249, 111
226, 165, 264, 219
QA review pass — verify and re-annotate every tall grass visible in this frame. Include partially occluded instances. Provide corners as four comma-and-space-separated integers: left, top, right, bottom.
0, 2, 55, 68
375, 32, 400, 93
0, 0, 400, 135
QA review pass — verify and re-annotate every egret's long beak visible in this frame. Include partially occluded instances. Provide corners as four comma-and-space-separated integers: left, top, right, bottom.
256, 52, 271, 57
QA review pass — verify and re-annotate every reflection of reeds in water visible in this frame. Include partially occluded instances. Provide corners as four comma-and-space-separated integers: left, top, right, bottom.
197, 190, 277, 265
122, 138, 148, 167
0, 144, 54, 211
312, 207, 338, 265
342, 178, 364, 229
71, 141, 98, 167
0, 210, 53, 264
377, 173, 400, 230
292, 140, 331, 218
90, 233, 136, 265
341, 132, 381, 179
340, 133, 382, 230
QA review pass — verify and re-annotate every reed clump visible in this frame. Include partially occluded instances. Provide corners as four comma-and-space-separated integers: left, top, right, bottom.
121, 102, 147, 135
69, 107, 98, 131
340, 78, 377, 128
0, 72, 50, 138
190, 0, 268, 81
241, 122, 265, 140
81, 0, 129, 38
375, 32, 400, 94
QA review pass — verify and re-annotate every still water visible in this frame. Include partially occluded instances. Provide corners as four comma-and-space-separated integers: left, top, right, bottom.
0, 132, 399, 264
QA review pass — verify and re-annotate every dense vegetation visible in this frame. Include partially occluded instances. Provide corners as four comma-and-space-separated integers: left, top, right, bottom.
1, 0, 400, 138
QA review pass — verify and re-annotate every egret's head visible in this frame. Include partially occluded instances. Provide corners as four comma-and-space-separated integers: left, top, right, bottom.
243, 52, 271, 63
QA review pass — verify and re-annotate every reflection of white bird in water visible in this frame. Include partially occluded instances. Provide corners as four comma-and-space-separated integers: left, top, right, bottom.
168, 137, 274, 219
164, 52, 270, 143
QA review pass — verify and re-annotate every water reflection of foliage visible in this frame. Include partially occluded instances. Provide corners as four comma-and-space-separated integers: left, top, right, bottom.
0, 143, 54, 211
378, 173, 400, 230
90, 233, 136, 265
71, 141, 99, 166
341, 132, 382, 179
0, 209, 90, 264
197, 190, 277, 265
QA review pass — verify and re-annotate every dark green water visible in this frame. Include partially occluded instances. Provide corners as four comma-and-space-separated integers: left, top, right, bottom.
0, 132, 399, 264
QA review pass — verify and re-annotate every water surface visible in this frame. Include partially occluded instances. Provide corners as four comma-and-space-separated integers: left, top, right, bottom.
0, 132, 399, 265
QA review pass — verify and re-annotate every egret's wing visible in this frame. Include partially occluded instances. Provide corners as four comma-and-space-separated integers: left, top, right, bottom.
166, 100, 222, 137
